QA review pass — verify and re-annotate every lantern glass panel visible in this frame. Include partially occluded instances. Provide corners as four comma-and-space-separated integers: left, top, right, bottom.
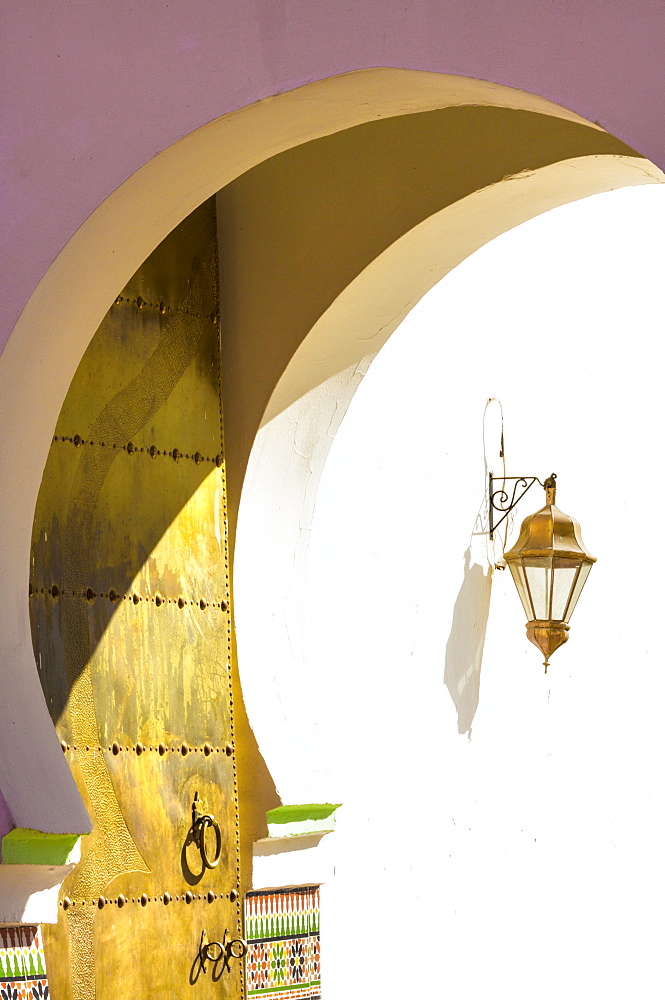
562, 560, 592, 623
508, 561, 533, 619
550, 558, 583, 621
524, 558, 552, 621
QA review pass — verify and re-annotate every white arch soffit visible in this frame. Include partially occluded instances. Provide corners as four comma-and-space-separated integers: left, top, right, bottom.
234, 153, 664, 804
0, 66, 659, 834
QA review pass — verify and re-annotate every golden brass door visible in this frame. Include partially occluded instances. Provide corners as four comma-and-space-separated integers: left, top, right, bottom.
30, 199, 243, 999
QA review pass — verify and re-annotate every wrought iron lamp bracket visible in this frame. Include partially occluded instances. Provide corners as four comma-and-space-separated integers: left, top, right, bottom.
489, 473, 554, 540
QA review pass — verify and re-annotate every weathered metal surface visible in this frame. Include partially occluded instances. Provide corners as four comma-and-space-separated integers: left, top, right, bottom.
30, 199, 242, 999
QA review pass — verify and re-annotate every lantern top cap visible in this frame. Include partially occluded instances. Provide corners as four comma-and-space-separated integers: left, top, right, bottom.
503, 482, 596, 565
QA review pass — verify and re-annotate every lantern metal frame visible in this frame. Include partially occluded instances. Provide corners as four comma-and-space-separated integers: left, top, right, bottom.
489, 471, 596, 671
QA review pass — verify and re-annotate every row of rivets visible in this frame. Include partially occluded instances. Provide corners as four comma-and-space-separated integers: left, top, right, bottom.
209, 264, 243, 939
113, 293, 218, 326
61, 888, 238, 910
60, 741, 234, 756
29, 584, 228, 612
52, 435, 223, 467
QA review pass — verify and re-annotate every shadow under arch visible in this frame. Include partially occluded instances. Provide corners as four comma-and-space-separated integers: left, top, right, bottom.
0, 67, 663, 834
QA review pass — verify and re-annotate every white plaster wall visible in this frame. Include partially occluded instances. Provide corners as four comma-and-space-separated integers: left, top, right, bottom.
281, 186, 664, 997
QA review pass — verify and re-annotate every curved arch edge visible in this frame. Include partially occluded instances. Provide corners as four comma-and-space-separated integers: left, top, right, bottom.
0, 65, 659, 832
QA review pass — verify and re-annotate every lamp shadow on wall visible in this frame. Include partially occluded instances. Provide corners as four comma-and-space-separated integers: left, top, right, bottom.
443, 396, 502, 734
444, 542, 492, 736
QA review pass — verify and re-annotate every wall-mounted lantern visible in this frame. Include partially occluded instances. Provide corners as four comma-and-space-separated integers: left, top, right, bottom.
490, 473, 596, 671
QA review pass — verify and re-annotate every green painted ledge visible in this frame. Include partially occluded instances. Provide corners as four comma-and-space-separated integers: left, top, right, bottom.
2, 828, 82, 866
266, 803, 341, 838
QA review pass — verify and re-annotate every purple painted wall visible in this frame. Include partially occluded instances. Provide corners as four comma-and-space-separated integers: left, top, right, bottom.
0, 787, 14, 840
1, 0, 665, 355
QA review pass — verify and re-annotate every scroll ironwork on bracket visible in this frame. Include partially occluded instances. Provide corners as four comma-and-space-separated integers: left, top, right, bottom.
489, 473, 554, 540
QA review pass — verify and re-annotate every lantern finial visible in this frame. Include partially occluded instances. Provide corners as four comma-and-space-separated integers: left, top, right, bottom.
544, 472, 556, 505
